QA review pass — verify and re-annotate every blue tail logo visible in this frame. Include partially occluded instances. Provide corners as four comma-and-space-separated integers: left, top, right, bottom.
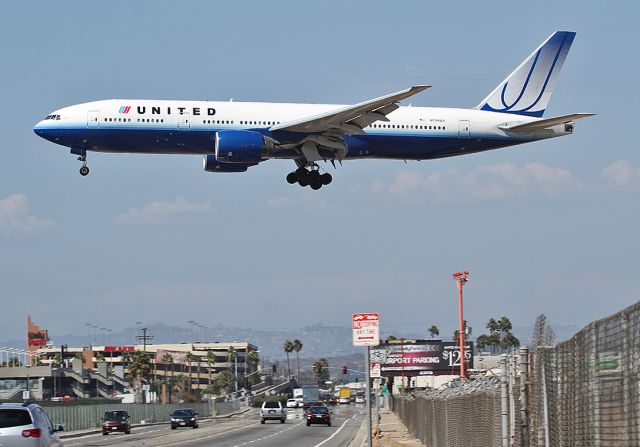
476, 31, 576, 117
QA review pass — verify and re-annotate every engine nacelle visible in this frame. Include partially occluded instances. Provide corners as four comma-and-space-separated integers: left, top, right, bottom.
203, 155, 256, 173
215, 130, 273, 163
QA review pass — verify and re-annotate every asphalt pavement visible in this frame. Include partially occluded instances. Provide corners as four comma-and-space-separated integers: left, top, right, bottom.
62, 405, 364, 447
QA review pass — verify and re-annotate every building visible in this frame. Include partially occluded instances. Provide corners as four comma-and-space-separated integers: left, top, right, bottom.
0, 341, 258, 401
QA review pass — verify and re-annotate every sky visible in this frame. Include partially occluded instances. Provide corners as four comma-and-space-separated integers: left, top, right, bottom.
1, 1, 639, 347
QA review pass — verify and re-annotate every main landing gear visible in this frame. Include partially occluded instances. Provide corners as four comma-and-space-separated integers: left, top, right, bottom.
78, 156, 90, 176
286, 167, 332, 190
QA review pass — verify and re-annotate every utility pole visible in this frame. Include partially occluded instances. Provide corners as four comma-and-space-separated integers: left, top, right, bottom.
136, 328, 154, 353
452, 271, 469, 380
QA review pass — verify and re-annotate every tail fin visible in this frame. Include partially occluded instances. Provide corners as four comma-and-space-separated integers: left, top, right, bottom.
475, 31, 576, 117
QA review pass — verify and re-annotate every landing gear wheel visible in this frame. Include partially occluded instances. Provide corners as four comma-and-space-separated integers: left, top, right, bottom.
309, 170, 322, 190
321, 173, 332, 185
79, 166, 90, 176
286, 172, 297, 184
298, 172, 310, 187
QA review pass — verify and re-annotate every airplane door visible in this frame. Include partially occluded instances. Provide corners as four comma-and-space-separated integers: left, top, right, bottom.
178, 113, 190, 130
87, 110, 100, 128
458, 120, 470, 138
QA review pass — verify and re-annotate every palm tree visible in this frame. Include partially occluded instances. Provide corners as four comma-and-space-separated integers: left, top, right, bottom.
227, 347, 237, 390
127, 350, 151, 403
293, 339, 303, 379
428, 325, 440, 339
313, 358, 329, 385
206, 351, 216, 393
161, 353, 174, 403
184, 352, 194, 394
246, 350, 259, 387
283, 340, 294, 378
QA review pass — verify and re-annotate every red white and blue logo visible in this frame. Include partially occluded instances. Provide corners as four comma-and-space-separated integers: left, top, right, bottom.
118, 106, 131, 114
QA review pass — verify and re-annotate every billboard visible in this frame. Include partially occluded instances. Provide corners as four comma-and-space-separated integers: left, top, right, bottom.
369, 341, 474, 376
27, 315, 49, 354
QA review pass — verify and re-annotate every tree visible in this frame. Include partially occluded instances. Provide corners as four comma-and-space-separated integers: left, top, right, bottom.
51, 352, 62, 368
227, 347, 237, 390
283, 340, 294, 377
293, 339, 303, 379
184, 352, 194, 394
206, 351, 216, 393
428, 325, 440, 339
246, 350, 259, 387
127, 350, 151, 403
162, 353, 174, 403
313, 358, 329, 385
8, 357, 22, 367
216, 370, 233, 396
478, 316, 519, 354
452, 329, 460, 345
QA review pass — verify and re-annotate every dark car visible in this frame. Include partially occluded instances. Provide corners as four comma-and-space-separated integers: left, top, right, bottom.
102, 410, 130, 435
170, 408, 198, 429
306, 405, 331, 427
303, 400, 321, 413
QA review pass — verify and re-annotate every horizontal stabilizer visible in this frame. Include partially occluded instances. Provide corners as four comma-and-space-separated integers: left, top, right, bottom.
499, 113, 595, 133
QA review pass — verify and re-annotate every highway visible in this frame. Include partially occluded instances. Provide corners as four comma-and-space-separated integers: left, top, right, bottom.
63, 405, 364, 447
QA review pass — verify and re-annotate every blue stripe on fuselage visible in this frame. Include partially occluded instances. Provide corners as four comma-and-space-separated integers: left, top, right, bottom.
35, 125, 529, 160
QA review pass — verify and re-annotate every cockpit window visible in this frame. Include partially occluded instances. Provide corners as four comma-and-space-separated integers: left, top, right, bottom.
44, 115, 61, 120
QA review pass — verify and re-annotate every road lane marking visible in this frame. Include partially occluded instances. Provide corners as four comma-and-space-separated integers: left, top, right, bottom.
231, 421, 305, 446
155, 421, 261, 447
313, 413, 360, 447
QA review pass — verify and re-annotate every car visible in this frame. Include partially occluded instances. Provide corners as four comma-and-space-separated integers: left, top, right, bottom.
355, 394, 365, 404
303, 400, 321, 412
102, 410, 131, 435
306, 405, 331, 427
170, 408, 198, 429
286, 399, 298, 408
295, 397, 304, 408
0, 403, 64, 446
260, 401, 286, 424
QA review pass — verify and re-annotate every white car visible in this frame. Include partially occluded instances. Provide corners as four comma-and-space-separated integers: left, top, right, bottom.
286, 399, 298, 408
295, 397, 304, 408
0, 403, 64, 446
260, 401, 286, 424
355, 395, 365, 404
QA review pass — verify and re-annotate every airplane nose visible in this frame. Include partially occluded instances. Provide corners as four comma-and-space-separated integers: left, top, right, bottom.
33, 120, 45, 136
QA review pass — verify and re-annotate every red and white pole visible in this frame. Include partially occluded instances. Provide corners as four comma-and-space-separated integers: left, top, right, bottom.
453, 271, 469, 380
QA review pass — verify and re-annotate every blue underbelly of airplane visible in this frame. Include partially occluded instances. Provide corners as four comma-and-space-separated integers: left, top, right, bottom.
41, 126, 526, 161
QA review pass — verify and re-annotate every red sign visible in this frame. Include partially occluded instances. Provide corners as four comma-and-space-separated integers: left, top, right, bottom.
352, 313, 380, 347
104, 346, 135, 353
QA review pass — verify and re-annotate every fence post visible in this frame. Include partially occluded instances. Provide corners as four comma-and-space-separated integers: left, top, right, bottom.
501, 354, 509, 447
510, 352, 517, 447
519, 347, 529, 447
541, 350, 550, 447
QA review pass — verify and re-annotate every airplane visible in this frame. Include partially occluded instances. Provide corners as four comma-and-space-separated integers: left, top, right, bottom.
34, 31, 593, 190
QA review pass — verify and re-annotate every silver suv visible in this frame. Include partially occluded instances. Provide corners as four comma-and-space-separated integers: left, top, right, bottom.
0, 403, 64, 446
260, 401, 286, 424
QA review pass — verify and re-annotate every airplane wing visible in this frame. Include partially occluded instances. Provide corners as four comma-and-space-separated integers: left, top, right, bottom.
499, 113, 595, 133
270, 85, 430, 135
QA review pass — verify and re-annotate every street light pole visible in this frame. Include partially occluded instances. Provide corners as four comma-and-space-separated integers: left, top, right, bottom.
452, 271, 469, 380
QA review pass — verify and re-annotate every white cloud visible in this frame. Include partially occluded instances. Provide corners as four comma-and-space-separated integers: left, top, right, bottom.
364, 162, 582, 201
0, 194, 54, 235
602, 160, 640, 188
114, 196, 211, 225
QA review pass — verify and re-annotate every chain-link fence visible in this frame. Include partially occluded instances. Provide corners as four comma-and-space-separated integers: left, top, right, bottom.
529, 300, 640, 447
41, 402, 214, 432
393, 377, 502, 447
392, 300, 640, 447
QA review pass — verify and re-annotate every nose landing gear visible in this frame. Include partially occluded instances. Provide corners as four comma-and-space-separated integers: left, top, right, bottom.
78, 156, 90, 176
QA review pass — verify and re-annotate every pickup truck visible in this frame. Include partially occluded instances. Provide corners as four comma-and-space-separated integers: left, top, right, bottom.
260, 401, 286, 424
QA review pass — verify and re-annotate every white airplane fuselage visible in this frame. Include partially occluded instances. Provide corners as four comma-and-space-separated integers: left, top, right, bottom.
33, 99, 566, 161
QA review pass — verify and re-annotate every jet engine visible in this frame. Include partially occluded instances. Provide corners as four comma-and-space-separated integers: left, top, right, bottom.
203, 155, 256, 172
215, 130, 274, 163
